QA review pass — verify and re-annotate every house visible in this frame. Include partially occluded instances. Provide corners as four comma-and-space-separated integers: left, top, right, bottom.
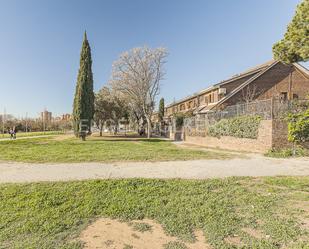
165, 60, 309, 118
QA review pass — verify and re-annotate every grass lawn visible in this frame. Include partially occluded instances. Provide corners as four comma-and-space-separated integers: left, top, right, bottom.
0, 136, 232, 163
0, 131, 64, 140
0, 177, 308, 248
265, 147, 309, 158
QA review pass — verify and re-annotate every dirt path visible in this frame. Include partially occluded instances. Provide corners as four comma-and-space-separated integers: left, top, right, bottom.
0, 135, 55, 141
1, 155, 309, 183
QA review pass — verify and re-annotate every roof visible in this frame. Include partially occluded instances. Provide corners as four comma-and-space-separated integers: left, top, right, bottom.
199, 61, 309, 113
165, 60, 309, 113
213, 60, 275, 87
166, 60, 275, 109
293, 62, 309, 78
165, 92, 200, 108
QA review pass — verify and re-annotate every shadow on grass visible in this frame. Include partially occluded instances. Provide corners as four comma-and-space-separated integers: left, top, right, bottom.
85, 137, 170, 143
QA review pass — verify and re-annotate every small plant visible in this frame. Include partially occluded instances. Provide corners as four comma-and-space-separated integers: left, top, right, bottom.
104, 240, 114, 246
164, 241, 188, 249
123, 244, 133, 249
131, 222, 152, 233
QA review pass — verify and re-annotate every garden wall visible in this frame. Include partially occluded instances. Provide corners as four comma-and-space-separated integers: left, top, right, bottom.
184, 120, 289, 153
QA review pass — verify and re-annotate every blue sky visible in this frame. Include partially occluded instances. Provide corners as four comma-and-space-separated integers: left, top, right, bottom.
0, 0, 305, 118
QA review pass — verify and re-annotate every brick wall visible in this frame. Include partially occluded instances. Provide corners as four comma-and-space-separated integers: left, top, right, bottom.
184, 118, 309, 152
184, 120, 273, 153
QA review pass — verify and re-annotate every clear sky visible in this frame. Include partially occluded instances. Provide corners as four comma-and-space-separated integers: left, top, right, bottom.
0, 0, 306, 118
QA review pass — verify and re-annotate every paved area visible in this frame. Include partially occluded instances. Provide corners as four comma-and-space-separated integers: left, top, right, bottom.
1, 155, 309, 183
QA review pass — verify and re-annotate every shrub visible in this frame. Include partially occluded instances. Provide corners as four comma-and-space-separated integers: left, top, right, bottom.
175, 114, 184, 128
208, 115, 262, 139
174, 112, 193, 129
287, 109, 309, 144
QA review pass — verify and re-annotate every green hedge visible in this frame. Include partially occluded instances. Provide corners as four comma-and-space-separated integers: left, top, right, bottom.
208, 115, 262, 139
287, 108, 309, 144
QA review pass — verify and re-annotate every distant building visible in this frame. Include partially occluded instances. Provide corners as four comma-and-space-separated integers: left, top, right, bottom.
52, 114, 72, 122
61, 114, 71, 121
41, 110, 52, 124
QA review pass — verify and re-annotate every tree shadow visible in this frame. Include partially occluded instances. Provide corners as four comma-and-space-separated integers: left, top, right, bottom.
87, 135, 169, 143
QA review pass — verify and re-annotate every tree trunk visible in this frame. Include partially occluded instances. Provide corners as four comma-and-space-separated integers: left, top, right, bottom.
146, 117, 152, 139
99, 121, 103, 137
81, 133, 86, 141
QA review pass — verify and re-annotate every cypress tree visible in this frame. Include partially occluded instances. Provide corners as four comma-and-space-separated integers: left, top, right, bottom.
72, 31, 95, 139
159, 97, 165, 122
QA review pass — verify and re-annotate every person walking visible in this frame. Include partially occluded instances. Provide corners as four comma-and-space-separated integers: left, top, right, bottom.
13, 127, 16, 139
9, 129, 14, 139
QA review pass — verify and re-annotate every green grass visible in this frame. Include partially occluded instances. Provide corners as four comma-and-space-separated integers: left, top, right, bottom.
130, 222, 152, 233
0, 131, 64, 140
123, 244, 133, 249
0, 136, 232, 163
0, 177, 308, 248
265, 147, 308, 158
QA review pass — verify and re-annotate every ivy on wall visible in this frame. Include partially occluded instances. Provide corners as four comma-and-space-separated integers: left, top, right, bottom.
208, 115, 262, 139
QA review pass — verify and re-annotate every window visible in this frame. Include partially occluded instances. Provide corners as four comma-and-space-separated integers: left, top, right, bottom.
293, 93, 299, 99
187, 102, 191, 109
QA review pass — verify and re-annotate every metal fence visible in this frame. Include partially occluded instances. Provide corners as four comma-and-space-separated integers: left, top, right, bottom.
183, 99, 309, 137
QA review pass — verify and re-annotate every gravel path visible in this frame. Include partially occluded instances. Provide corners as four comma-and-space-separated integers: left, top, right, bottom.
1, 155, 309, 183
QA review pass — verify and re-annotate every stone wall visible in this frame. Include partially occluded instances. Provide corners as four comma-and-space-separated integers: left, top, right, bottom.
184, 120, 275, 153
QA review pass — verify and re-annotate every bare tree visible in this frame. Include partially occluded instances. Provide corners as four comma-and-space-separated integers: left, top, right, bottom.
241, 84, 260, 104
110, 47, 168, 138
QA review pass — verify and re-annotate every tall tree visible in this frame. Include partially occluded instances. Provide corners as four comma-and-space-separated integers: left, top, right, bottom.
111, 47, 168, 138
273, 0, 309, 63
94, 87, 128, 136
72, 32, 95, 139
94, 87, 112, 136
158, 98, 165, 122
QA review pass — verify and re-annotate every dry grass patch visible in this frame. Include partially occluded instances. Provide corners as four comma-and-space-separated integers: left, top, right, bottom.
79, 218, 211, 249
